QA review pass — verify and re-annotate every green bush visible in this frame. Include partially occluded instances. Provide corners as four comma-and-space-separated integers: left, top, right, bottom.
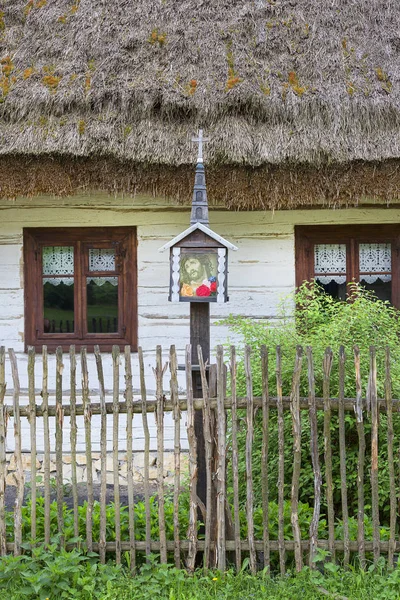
222, 283, 400, 520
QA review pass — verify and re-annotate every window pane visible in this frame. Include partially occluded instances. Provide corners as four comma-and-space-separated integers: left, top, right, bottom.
89, 248, 115, 271
359, 243, 391, 302
87, 277, 118, 333
314, 244, 347, 300
43, 279, 75, 333
43, 246, 74, 275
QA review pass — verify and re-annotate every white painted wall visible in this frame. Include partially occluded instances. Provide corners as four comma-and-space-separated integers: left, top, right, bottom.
0, 194, 399, 452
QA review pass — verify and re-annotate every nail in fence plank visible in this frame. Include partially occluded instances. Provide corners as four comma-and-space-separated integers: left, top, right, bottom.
261, 345, 270, 571
229, 345, 241, 571
354, 345, 366, 569
307, 346, 321, 568
138, 347, 151, 561
276, 346, 286, 574
55, 347, 64, 545
154, 345, 167, 565
94, 345, 107, 565
9, 348, 23, 556
125, 345, 136, 573
112, 345, 121, 564
369, 346, 380, 564
0, 347, 6, 556
244, 345, 256, 574
290, 346, 303, 572
338, 347, 349, 567
170, 345, 181, 569
69, 346, 79, 539
185, 344, 198, 572
27, 347, 37, 542
81, 347, 93, 553
385, 347, 396, 569
322, 347, 334, 561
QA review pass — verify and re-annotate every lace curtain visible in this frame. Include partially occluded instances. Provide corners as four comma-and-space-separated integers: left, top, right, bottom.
88, 249, 117, 286
42, 247, 118, 286
314, 244, 346, 284
359, 243, 391, 282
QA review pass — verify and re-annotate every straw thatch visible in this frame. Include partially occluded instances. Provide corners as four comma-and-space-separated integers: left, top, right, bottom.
0, 0, 399, 207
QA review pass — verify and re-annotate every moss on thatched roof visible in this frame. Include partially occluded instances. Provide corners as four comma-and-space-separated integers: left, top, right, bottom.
0, 0, 399, 206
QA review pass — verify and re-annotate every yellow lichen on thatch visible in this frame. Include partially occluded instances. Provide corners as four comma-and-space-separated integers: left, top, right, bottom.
24, 0, 47, 17
375, 68, 392, 93
186, 79, 197, 96
23, 67, 35, 80
148, 28, 167, 46
0, 56, 14, 98
78, 120, 85, 135
0, 11, 5, 31
288, 71, 307, 96
225, 41, 242, 91
42, 67, 62, 92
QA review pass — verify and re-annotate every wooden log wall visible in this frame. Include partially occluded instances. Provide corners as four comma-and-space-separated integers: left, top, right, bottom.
0, 343, 399, 573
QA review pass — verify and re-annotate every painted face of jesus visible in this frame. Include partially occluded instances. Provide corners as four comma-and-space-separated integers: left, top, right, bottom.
183, 257, 204, 283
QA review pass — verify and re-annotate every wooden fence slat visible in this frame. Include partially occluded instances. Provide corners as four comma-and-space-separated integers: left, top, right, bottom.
125, 345, 136, 573
307, 346, 321, 567
42, 347, 51, 546
170, 345, 181, 569
81, 347, 93, 553
154, 345, 167, 565
385, 347, 396, 569
244, 345, 256, 574
261, 345, 270, 571
138, 347, 151, 561
55, 347, 64, 545
290, 346, 303, 572
112, 345, 121, 564
27, 347, 37, 542
0, 347, 7, 556
94, 346, 107, 565
338, 346, 349, 567
9, 348, 23, 556
322, 347, 334, 561
69, 346, 79, 540
229, 345, 241, 571
354, 345, 366, 569
276, 346, 286, 575
369, 346, 380, 564
185, 344, 198, 572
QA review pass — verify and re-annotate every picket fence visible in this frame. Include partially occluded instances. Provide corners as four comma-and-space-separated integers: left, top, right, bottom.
0, 344, 398, 574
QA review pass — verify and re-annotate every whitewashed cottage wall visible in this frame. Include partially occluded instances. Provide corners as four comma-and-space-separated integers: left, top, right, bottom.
0, 194, 399, 456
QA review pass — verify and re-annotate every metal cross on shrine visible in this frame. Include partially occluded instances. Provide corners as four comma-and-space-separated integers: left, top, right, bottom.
191, 129, 209, 164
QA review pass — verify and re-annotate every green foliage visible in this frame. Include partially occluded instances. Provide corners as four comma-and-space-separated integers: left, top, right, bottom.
222, 283, 400, 519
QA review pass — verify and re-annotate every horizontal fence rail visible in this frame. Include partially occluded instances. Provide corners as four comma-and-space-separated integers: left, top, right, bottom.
0, 343, 399, 572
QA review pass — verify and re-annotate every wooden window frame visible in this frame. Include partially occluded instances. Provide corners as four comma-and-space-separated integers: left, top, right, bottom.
295, 225, 400, 307
23, 227, 138, 352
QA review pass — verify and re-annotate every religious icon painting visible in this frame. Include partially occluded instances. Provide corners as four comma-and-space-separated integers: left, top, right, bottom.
179, 251, 218, 299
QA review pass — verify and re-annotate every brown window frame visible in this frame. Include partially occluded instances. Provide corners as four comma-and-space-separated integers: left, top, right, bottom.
23, 227, 137, 352
295, 225, 400, 307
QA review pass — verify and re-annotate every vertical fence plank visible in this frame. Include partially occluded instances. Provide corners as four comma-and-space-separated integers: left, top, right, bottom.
229, 345, 241, 571
0, 347, 6, 556
261, 345, 270, 571
42, 347, 51, 546
276, 346, 286, 574
323, 348, 334, 561
55, 347, 64, 545
9, 349, 23, 556
354, 345, 366, 569
290, 346, 303, 572
125, 345, 136, 573
69, 346, 79, 539
307, 346, 321, 567
338, 346, 349, 567
385, 347, 396, 569
369, 346, 380, 564
81, 347, 93, 553
155, 345, 167, 565
94, 346, 107, 565
28, 347, 37, 542
170, 345, 181, 569
185, 344, 198, 572
244, 345, 256, 574
138, 347, 151, 560
112, 345, 121, 564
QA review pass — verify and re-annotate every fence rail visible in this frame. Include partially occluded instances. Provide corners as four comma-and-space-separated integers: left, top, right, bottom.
0, 343, 399, 573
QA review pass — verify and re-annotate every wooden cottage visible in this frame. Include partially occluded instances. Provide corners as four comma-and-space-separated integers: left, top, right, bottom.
0, 0, 399, 384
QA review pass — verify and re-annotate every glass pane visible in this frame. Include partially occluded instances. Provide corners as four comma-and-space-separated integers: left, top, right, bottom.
43, 279, 74, 333
43, 246, 74, 275
314, 244, 347, 299
359, 243, 391, 301
87, 277, 118, 333
179, 253, 218, 298
89, 248, 115, 272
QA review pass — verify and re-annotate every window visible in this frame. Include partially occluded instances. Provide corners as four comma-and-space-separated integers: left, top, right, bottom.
295, 225, 400, 306
24, 228, 137, 351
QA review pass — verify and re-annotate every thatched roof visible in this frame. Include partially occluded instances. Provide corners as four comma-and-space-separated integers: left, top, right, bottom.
0, 0, 399, 207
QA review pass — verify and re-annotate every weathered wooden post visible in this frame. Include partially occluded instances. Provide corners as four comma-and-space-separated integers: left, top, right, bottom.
160, 131, 237, 565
